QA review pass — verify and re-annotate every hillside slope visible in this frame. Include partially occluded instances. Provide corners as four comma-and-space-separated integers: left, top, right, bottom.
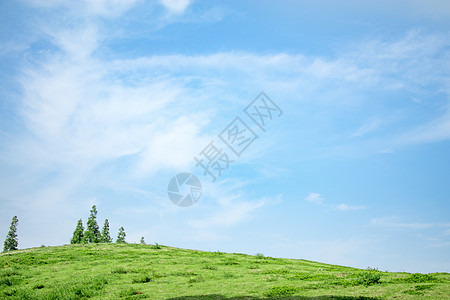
0, 244, 449, 299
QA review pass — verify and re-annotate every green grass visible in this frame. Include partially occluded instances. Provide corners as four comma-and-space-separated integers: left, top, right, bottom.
0, 244, 449, 299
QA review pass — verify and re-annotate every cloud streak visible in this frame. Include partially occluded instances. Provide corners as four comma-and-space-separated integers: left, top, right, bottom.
305, 193, 365, 211
335, 204, 366, 211
371, 217, 450, 229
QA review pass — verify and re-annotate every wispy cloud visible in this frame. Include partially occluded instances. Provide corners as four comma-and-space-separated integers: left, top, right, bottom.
305, 193, 365, 211
371, 217, 450, 229
160, 0, 191, 14
352, 118, 382, 137
4, 30, 448, 194
305, 192, 324, 204
335, 204, 366, 211
396, 108, 450, 145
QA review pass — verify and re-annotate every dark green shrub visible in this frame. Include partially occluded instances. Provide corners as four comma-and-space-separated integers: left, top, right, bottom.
264, 269, 289, 274
132, 274, 152, 283
405, 273, 438, 283
415, 284, 434, 290
119, 287, 144, 297
111, 266, 128, 274
2, 288, 16, 296
0, 277, 15, 286
171, 271, 197, 277
223, 272, 235, 278
222, 258, 238, 265
355, 272, 381, 286
265, 285, 298, 297
33, 283, 45, 289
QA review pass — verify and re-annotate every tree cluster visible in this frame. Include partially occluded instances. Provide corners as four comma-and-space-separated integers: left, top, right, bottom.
2, 206, 136, 251
70, 205, 126, 244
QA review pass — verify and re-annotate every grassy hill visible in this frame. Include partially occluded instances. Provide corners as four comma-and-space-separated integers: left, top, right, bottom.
0, 244, 449, 299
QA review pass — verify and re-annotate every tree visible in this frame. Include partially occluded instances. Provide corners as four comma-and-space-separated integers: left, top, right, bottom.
116, 227, 126, 243
3, 216, 18, 252
70, 219, 85, 244
101, 219, 112, 243
84, 205, 101, 243
140, 237, 145, 244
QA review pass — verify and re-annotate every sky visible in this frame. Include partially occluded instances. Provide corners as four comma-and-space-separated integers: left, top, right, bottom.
0, 0, 449, 273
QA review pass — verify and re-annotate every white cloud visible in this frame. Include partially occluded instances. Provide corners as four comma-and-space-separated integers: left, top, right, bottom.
18, 56, 207, 175
335, 204, 366, 211
305, 194, 365, 211
50, 25, 99, 60
7, 30, 450, 184
160, 0, 191, 14
138, 115, 211, 174
305, 192, 324, 204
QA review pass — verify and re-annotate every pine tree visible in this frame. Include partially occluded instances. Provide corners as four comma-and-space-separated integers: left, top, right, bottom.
84, 205, 101, 243
101, 219, 112, 243
116, 226, 126, 243
70, 219, 85, 244
3, 216, 18, 252
140, 237, 145, 244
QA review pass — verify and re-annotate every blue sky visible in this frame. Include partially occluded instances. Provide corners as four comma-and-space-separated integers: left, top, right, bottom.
1, 0, 450, 273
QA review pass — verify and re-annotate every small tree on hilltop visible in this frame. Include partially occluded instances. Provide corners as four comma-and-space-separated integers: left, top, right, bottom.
3, 216, 18, 252
140, 237, 145, 244
84, 205, 101, 243
101, 219, 112, 243
71, 219, 85, 244
116, 227, 126, 244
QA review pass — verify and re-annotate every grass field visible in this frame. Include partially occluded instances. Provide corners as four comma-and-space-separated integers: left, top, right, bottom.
0, 243, 449, 299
